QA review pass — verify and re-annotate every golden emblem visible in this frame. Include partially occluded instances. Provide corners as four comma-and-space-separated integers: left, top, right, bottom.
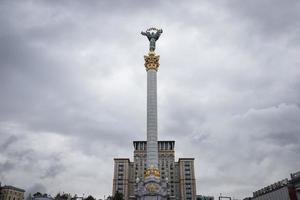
144, 51, 160, 71
144, 165, 160, 178
146, 183, 158, 193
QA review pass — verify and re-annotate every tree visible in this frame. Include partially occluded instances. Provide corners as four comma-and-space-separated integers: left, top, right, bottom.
106, 196, 112, 200
84, 195, 95, 200
54, 193, 70, 200
60, 194, 70, 200
112, 191, 123, 200
33, 192, 42, 198
54, 193, 61, 200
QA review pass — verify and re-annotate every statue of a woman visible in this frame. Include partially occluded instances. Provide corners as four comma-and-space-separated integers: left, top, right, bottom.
141, 28, 163, 52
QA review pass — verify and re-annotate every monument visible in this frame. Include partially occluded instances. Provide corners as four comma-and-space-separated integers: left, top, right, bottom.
112, 28, 197, 200
134, 27, 170, 200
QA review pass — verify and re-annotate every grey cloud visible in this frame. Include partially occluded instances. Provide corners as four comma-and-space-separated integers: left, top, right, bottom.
0, 135, 18, 151
225, 0, 300, 39
0, 0, 300, 199
41, 157, 65, 179
0, 161, 15, 174
263, 131, 300, 146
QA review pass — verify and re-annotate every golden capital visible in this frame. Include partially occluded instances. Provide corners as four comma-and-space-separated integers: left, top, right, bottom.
144, 165, 160, 178
144, 51, 160, 71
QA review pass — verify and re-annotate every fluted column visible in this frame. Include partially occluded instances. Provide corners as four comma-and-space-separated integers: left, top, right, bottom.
144, 51, 160, 171
147, 69, 158, 168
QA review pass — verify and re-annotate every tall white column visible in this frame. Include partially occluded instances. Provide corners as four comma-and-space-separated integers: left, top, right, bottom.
147, 69, 158, 168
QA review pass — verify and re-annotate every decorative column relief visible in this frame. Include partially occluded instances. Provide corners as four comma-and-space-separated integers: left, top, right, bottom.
144, 51, 160, 71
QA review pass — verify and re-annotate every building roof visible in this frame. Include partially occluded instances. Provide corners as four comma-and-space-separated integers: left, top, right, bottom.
114, 158, 130, 161
178, 158, 195, 161
133, 140, 175, 143
1, 185, 25, 192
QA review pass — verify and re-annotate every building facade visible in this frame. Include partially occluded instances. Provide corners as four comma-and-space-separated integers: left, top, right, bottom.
178, 158, 196, 200
0, 185, 25, 200
251, 171, 300, 200
290, 171, 300, 200
113, 141, 196, 200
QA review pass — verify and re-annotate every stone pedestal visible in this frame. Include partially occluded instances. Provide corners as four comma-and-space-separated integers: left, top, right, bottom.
135, 175, 170, 200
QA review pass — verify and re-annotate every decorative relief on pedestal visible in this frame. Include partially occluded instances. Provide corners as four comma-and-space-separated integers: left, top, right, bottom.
144, 165, 160, 178
146, 183, 159, 194
144, 51, 160, 71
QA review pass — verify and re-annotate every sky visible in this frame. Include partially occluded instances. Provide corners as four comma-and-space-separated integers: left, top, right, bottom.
0, 0, 300, 199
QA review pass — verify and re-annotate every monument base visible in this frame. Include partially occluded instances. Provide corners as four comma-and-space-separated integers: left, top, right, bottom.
135, 175, 171, 200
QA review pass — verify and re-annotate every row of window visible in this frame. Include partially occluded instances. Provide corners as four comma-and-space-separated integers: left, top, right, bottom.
134, 161, 174, 166
1, 196, 22, 200
0, 191, 22, 196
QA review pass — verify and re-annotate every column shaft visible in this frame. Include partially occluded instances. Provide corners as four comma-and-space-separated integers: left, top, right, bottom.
147, 69, 158, 168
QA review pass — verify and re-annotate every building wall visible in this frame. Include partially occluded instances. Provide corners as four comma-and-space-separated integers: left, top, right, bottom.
113, 141, 196, 200
179, 159, 196, 200
112, 159, 130, 200
0, 186, 25, 200
290, 171, 300, 200
252, 186, 291, 200
132, 141, 178, 199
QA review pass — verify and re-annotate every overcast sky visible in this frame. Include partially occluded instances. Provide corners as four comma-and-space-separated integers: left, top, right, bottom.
1, 0, 300, 199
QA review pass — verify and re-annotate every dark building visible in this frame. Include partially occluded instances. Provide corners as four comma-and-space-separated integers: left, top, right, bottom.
251, 171, 300, 200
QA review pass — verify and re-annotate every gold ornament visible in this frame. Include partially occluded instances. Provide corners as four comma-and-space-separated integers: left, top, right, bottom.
144, 165, 160, 178
144, 51, 160, 71
146, 183, 158, 193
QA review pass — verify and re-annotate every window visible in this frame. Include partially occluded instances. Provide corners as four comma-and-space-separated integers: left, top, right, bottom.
184, 163, 190, 167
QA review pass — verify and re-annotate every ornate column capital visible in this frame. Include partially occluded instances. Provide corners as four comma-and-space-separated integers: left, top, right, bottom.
144, 51, 160, 71
144, 165, 160, 178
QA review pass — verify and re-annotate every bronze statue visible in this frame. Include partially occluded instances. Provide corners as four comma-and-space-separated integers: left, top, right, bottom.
141, 27, 163, 52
